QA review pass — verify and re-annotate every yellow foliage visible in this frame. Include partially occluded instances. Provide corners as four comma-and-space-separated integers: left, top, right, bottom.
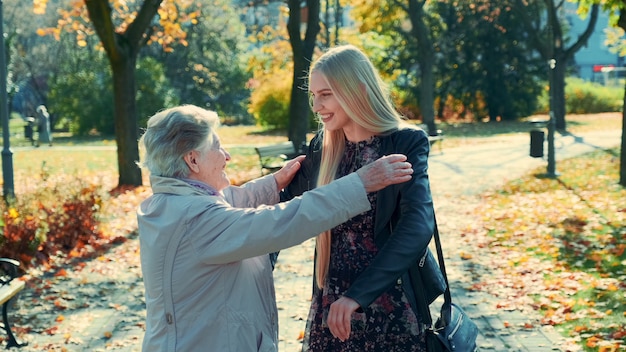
33, 0, 48, 15
33, 0, 196, 52
8, 208, 19, 219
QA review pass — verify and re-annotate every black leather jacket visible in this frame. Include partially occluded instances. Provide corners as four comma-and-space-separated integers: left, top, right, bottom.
281, 127, 436, 312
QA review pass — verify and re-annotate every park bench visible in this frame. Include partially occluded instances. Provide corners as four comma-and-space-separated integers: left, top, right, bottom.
255, 141, 297, 175
418, 124, 444, 154
0, 258, 26, 348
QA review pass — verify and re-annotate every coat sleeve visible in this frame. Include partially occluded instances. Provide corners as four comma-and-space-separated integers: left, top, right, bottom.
280, 133, 322, 201
343, 129, 435, 309
222, 174, 279, 207
188, 173, 371, 264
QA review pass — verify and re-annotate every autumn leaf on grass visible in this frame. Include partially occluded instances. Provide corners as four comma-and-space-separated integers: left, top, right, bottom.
44, 326, 59, 335
54, 299, 68, 310
55, 315, 64, 322
104, 331, 113, 339
460, 251, 473, 260
574, 325, 588, 333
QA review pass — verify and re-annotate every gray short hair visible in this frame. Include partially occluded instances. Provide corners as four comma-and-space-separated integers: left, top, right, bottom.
138, 105, 219, 178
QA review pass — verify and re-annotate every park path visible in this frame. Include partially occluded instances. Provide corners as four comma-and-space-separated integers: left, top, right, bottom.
8, 128, 622, 351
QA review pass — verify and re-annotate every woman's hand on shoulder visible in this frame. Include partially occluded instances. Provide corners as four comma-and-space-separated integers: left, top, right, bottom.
356, 154, 413, 192
273, 155, 306, 190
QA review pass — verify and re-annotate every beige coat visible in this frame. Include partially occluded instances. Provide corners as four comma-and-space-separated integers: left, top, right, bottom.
138, 173, 370, 351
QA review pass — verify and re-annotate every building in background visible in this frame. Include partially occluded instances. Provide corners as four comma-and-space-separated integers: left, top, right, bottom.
564, 3, 623, 85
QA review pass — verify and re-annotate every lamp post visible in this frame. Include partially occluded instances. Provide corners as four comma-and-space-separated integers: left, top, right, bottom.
546, 58, 558, 178
0, 0, 15, 200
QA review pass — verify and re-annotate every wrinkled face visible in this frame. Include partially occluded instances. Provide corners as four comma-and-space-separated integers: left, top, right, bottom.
184, 133, 231, 191
309, 71, 355, 133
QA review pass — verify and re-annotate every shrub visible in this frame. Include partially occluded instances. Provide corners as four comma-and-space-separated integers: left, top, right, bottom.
536, 77, 623, 114
248, 74, 292, 129
565, 78, 623, 114
0, 175, 106, 268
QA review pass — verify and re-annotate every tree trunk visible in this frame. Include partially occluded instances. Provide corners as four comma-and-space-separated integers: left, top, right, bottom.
289, 59, 311, 152
420, 60, 436, 134
617, 9, 626, 187
407, 0, 436, 134
85, 0, 162, 188
549, 2, 598, 131
111, 57, 143, 186
617, 10, 626, 187
287, 0, 320, 151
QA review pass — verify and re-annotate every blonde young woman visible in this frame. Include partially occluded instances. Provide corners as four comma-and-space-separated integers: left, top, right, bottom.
282, 45, 436, 351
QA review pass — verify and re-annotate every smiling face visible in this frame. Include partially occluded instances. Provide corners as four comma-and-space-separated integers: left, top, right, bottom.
184, 133, 231, 191
309, 71, 373, 142
309, 71, 356, 131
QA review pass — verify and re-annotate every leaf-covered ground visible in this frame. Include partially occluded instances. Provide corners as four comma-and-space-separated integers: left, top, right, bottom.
8, 177, 151, 351
460, 148, 625, 351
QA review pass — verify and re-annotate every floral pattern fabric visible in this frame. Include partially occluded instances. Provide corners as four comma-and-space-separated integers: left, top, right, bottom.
302, 137, 426, 352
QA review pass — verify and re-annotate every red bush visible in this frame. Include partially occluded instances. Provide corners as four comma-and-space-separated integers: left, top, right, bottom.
0, 178, 105, 268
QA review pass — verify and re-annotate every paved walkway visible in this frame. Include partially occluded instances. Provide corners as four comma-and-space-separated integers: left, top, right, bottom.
424, 129, 620, 352
9, 128, 622, 351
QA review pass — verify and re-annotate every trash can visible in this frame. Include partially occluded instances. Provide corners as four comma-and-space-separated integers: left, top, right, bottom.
530, 129, 545, 158
24, 124, 33, 140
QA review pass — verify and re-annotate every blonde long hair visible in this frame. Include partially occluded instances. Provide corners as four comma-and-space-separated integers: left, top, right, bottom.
310, 44, 411, 288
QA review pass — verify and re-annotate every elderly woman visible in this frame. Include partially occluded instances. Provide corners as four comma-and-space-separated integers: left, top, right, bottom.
136, 105, 413, 352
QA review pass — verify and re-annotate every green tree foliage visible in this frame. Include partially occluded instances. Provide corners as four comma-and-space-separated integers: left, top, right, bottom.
349, 0, 544, 123
512, 0, 599, 131
34, 0, 200, 187
47, 49, 113, 135
577, 0, 626, 187
535, 77, 624, 114
248, 73, 292, 129
5, 0, 62, 119
135, 57, 180, 128
435, 0, 544, 121
143, 0, 252, 123
48, 43, 178, 135
245, 18, 311, 130
348, 0, 440, 131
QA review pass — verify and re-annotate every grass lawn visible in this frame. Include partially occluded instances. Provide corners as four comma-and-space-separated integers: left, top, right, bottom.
1, 112, 621, 187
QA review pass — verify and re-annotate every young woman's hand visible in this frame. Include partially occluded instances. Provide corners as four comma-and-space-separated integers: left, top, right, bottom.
327, 296, 360, 342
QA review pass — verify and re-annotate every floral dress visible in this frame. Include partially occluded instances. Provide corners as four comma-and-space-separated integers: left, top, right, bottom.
302, 137, 426, 352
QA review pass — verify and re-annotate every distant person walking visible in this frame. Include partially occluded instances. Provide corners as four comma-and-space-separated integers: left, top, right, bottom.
36, 105, 52, 147
25, 117, 36, 146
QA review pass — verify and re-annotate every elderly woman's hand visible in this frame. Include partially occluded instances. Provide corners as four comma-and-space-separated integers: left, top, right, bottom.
356, 154, 412, 193
273, 155, 306, 190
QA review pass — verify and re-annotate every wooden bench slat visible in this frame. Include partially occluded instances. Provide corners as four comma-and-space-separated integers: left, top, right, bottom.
0, 257, 27, 348
0, 280, 25, 306
255, 141, 296, 175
